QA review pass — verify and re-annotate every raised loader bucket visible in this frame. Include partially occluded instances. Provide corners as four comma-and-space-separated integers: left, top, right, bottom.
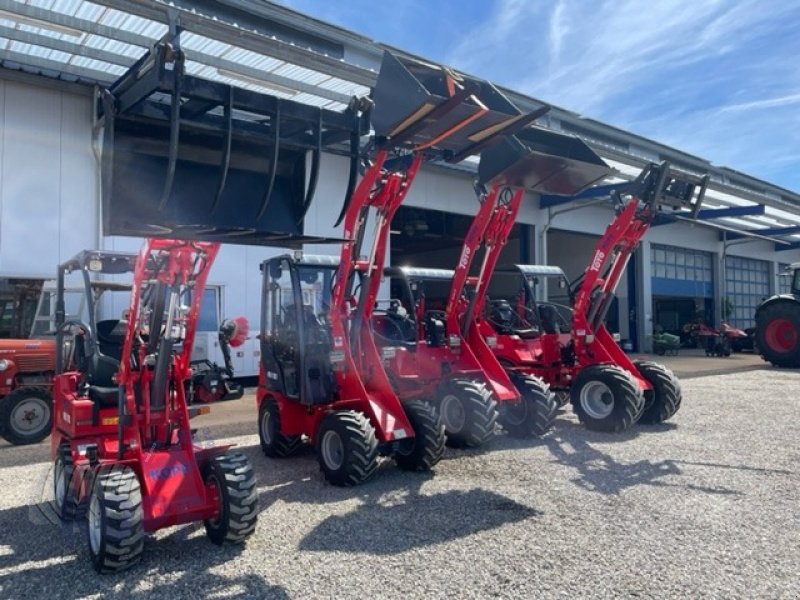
478, 126, 612, 195
100, 32, 368, 247
371, 51, 547, 160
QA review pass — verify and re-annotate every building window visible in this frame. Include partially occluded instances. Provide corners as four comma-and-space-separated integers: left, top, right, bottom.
725, 256, 770, 329
778, 263, 793, 295
651, 244, 713, 284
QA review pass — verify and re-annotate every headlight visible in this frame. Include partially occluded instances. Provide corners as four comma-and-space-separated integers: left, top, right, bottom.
0, 359, 8, 371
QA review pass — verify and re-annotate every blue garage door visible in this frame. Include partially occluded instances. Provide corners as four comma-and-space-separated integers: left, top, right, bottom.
651, 244, 714, 297
725, 256, 770, 329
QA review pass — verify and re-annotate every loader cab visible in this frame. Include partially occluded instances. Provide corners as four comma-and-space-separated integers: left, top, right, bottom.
54, 251, 138, 407
380, 266, 457, 348
487, 265, 573, 337
260, 254, 337, 404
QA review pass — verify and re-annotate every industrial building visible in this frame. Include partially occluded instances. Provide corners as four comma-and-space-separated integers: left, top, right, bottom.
1, 0, 799, 377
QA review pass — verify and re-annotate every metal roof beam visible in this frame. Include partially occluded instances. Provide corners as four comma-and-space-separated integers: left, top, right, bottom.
92, 0, 376, 87
726, 224, 800, 242
696, 205, 765, 220
0, 48, 116, 84
0, 23, 136, 69
776, 242, 800, 252
539, 182, 623, 208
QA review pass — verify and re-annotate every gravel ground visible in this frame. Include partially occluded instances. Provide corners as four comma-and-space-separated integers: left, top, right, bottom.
0, 367, 798, 599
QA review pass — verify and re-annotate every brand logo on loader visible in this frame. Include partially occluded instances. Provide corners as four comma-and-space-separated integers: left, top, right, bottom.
590, 250, 606, 272
458, 246, 471, 270
149, 464, 189, 480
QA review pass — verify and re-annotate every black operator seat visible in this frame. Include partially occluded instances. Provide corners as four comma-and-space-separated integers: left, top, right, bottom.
87, 319, 125, 406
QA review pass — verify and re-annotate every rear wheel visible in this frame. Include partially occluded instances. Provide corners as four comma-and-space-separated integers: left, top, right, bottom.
53, 445, 86, 520
500, 375, 556, 438
87, 465, 144, 573
570, 365, 643, 433
0, 387, 52, 445
316, 411, 379, 486
203, 452, 258, 545
755, 302, 800, 368
394, 400, 445, 471
634, 361, 682, 424
438, 379, 498, 448
259, 397, 302, 457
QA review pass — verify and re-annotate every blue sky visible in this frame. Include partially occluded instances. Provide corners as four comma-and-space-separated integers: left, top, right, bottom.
280, 0, 800, 193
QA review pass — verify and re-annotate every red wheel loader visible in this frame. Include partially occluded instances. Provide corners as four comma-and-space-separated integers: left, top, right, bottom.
257, 50, 547, 481
479, 152, 709, 432
51, 25, 370, 569
375, 126, 611, 442
50, 242, 258, 573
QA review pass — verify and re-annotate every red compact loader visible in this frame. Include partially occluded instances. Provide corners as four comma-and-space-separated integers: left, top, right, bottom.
480, 157, 709, 432
51, 242, 258, 573
376, 126, 611, 443
257, 51, 546, 482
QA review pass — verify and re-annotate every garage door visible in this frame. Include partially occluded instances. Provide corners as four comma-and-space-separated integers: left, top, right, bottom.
651, 244, 714, 297
725, 256, 770, 329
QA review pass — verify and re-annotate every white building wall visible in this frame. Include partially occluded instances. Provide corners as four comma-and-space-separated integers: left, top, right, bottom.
0, 78, 98, 277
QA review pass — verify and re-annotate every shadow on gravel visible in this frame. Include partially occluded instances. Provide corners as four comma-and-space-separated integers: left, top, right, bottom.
543, 434, 744, 497
298, 480, 539, 554
0, 502, 287, 599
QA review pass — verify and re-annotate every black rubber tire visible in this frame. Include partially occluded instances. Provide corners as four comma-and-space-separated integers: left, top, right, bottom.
553, 390, 570, 408
755, 302, 800, 368
500, 375, 556, 438
203, 452, 259, 545
87, 465, 144, 574
53, 444, 87, 520
394, 400, 445, 471
258, 397, 302, 458
438, 379, 498, 448
634, 361, 682, 425
570, 364, 644, 433
0, 387, 52, 445
316, 411, 379, 486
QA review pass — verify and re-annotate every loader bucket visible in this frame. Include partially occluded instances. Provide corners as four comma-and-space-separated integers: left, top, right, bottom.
371, 51, 547, 160
478, 126, 611, 195
100, 36, 368, 247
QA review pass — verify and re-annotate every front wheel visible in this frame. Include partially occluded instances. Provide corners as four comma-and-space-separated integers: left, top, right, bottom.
634, 361, 682, 425
570, 365, 643, 433
203, 452, 258, 545
394, 400, 445, 471
0, 387, 52, 445
438, 379, 498, 448
87, 465, 144, 573
316, 411, 379, 486
500, 375, 556, 438
53, 445, 86, 520
259, 397, 302, 457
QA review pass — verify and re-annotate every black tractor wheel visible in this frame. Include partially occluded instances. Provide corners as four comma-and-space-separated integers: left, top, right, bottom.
53, 445, 86, 520
570, 365, 644, 433
87, 465, 144, 574
755, 302, 800, 368
553, 390, 570, 408
258, 397, 302, 457
438, 379, 498, 448
500, 375, 556, 438
394, 400, 445, 471
203, 452, 258, 545
634, 361, 682, 425
316, 411, 379, 486
0, 387, 52, 445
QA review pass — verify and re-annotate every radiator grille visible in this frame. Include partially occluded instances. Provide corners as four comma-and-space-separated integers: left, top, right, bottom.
15, 354, 55, 373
